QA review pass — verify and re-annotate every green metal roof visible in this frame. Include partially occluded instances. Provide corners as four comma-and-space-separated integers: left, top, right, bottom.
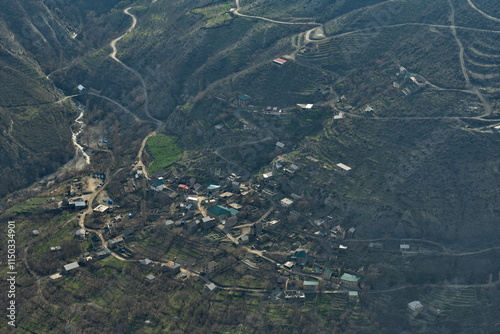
303, 280, 319, 286
152, 179, 164, 187
340, 273, 360, 282
207, 205, 230, 216
296, 251, 307, 258
227, 207, 239, 216
238, 94, 251, 100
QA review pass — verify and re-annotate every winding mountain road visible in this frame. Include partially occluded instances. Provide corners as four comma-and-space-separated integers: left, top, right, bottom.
133, 131, 157, 180
447, 0, 493, 117
109, 7, 162, 128
109, 6, 169, 177
466, 0, 500, 23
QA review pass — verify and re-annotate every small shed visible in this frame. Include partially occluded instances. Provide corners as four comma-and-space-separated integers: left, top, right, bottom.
50, 273, 63, 280
273, 58, 288, 65
75, 228, 86, 239
280, 198, 294, 208
64, 262, 80, 272
408, 301, 423, 316
239, 235, 250, 244
302, 280, 319, 291
349, 291, 359, 302
335, 163, 352, 174
93, 204, 109, 213
400, 243, 410, 251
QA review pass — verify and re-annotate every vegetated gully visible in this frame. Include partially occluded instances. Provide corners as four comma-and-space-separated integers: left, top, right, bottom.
70, 102, 91, 168
69, 5, 160, 175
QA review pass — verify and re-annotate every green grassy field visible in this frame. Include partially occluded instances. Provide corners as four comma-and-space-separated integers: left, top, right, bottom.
146, 133, 182, 173
7, 196, 50, 214
191, 1, 234, 28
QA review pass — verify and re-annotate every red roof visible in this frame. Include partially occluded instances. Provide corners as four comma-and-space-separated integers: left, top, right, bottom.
178, 184, 190, 190
273, 58, 287, 64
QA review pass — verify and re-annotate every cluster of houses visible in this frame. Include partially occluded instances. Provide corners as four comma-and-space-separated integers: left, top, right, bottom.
142, 165, 366, 294
272, 228, 362, 295
49, 118, 363, 300
144, 174, 266, 242
394, 67, 428, 95
63, 173, 110, 211
262, 106, 287, 116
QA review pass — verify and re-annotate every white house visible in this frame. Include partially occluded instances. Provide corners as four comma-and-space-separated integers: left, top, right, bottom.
64, 262, 80, 272
335, 163, 352, 175
74, 200, 86, 208
408, 301, 423, 315
93, 204, 109, 213
263, 172, 273, 179
280, 198, 294, 207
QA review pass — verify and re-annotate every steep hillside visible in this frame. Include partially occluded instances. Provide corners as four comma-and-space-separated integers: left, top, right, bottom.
0, 34, 73, 197
0, 0, 130, 198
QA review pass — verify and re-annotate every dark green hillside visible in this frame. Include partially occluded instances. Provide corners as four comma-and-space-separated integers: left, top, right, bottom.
290, 117, 500, 245
231, 62, 327, 106
0, 52, 54, 107
240, 0, 387, 22
1, 0, 500, 332
0, 47, 74, 198
0, 103, 74, 198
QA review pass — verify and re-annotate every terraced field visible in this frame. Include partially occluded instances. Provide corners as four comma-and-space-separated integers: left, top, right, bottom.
424, 287, 478, 316
460, 30, 500, 99
417, 287, 500, 329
